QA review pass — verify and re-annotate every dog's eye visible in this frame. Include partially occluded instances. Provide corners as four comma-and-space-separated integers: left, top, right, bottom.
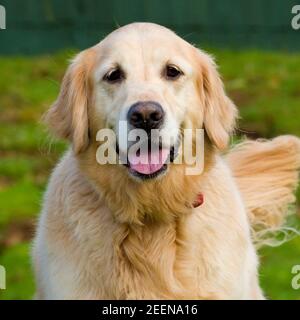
104, 68, 125, 83
165, 65, 183, 80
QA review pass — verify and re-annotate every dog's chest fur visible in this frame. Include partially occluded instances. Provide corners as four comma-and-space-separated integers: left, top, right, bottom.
34, 152, 254, 299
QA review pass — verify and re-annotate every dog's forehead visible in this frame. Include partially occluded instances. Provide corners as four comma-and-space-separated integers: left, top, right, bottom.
97, 23, 191, 58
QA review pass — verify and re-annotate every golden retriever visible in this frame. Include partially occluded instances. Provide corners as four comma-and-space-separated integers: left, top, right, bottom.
32, 23, 300, 299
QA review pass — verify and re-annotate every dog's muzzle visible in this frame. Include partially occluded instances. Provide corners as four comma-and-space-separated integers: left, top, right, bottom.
113, 102, 175, 180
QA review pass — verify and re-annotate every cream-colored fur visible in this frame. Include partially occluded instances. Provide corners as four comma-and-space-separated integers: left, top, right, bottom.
227, 136, 300, 247
32, 23, 300, 300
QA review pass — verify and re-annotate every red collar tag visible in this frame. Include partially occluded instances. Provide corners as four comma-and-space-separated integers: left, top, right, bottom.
192, 193, 204, 208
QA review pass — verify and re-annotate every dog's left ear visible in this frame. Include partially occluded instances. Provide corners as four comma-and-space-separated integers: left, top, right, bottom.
197, 50, 237, 150
45, 49, 95, 154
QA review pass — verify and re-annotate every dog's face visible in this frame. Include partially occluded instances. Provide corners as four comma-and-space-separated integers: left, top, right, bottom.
47, 23, 236, 181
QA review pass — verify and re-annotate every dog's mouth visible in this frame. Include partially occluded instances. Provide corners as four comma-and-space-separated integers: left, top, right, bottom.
128, 146, 171, 180
117, 143, 176, 180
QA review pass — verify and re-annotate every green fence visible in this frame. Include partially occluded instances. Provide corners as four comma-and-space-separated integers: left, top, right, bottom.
0, 0, 300, 54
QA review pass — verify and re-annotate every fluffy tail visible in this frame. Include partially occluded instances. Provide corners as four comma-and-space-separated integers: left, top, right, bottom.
226, 135, 300, 248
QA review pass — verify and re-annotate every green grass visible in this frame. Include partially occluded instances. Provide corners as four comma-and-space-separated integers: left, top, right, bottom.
0, 49, 300, 300
213, 49, 300, 138
260, 236, 300, 300
0, 243, 35, 300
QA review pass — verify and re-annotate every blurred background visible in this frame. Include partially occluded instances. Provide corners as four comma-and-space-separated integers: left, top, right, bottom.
0, 0, 300, 299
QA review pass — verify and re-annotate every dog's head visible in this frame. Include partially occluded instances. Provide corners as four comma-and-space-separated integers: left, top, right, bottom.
46, 23, 237, 183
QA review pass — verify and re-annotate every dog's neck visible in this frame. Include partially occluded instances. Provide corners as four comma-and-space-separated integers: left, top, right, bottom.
79, 140, 215, 225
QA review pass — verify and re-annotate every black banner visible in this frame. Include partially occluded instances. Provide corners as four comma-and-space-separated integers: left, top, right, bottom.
0, 300, 295, 319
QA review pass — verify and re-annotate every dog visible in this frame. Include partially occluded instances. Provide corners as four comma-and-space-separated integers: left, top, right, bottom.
32, 23, 300, 299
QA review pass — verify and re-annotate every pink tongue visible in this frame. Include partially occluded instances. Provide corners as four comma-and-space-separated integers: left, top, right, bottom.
128, 149, 169, 174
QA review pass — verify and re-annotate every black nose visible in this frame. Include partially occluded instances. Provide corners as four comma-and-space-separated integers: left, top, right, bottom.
127, 101, 164, 132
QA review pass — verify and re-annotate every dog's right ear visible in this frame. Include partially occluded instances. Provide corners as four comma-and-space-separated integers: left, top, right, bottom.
45, 49, 96, 154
